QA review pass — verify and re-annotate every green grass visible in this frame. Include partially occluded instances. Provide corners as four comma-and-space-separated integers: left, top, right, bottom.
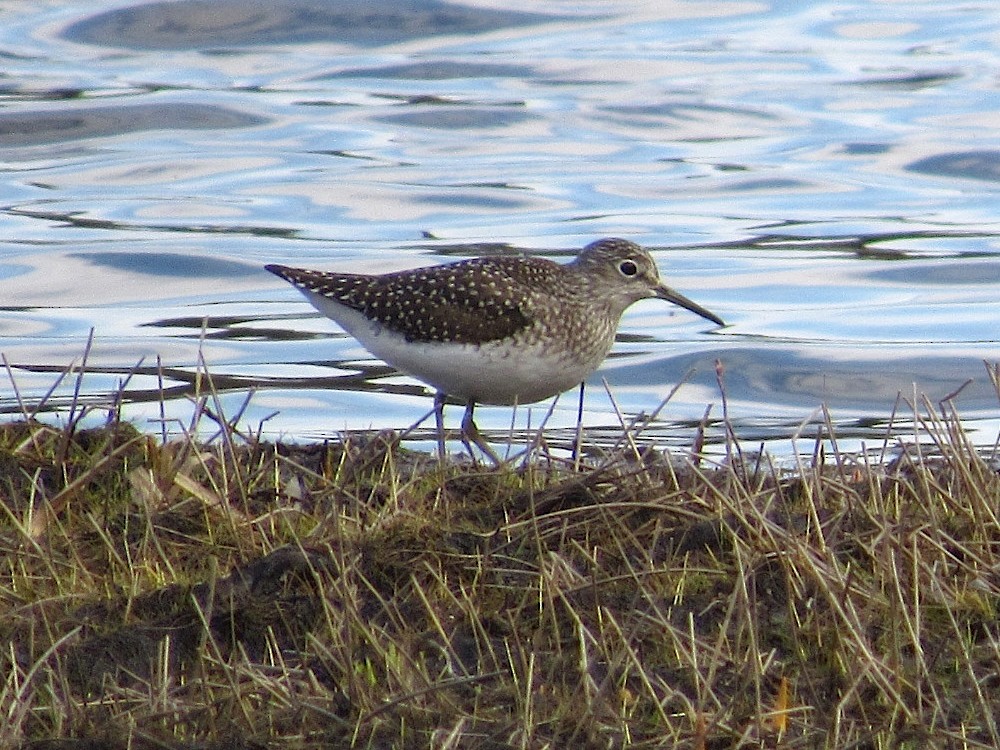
2, 375, 1000, 749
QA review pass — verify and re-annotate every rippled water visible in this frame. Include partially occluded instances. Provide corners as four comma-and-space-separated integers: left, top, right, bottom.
1, 0, 998, 460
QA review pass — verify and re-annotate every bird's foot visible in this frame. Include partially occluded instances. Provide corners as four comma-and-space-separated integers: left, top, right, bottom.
461, 402, 503, 466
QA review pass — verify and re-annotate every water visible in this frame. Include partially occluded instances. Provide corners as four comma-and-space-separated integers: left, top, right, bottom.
1, 0, 998, 461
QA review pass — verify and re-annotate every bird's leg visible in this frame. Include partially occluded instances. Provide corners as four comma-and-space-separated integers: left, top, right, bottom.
433, 391, 447, 461
573, 381, 585, 469
461, 400, 503, 466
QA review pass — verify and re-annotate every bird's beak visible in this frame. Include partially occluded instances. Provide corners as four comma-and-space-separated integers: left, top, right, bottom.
655, 285, 725, 327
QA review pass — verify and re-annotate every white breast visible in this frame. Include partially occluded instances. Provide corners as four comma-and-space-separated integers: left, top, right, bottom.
303, 290, 602, 405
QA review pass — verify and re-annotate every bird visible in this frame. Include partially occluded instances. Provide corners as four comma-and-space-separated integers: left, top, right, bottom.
265, 237, 724, 461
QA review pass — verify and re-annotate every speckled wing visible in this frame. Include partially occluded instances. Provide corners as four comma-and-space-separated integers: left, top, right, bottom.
266, 257, 558, 345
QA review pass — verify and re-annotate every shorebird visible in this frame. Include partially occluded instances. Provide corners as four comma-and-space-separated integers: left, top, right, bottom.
266, 237, 723, 461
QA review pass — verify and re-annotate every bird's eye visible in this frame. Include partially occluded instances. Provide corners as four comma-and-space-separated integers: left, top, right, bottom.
618, 260, 639, 277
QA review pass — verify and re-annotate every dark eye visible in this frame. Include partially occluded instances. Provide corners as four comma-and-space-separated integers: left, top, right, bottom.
618, 259, 639, 277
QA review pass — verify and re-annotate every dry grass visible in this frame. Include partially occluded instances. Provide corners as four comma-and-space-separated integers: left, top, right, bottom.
2, 367, 1000, 749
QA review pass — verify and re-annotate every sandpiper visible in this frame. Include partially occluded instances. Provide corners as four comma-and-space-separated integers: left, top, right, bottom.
266, 237, 724, 461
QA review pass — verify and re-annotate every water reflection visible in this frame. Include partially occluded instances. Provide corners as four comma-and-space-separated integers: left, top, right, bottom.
0, 0, 996, 460
62, 0, 566, 49
0, 103, 265, 147
321, 62, 536, 80
375, 106, 537, 130
702, 348, 999, 413
597, 102, 789, 142
907, 152, 1000, 183
74, 252, 259, 279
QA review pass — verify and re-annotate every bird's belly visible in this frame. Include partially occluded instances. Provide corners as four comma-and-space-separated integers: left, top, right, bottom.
375, 332, 597, 405
305, 294, 603, 404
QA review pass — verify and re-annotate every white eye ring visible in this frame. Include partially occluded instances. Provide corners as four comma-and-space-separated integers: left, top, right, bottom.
618, 259, 639, 277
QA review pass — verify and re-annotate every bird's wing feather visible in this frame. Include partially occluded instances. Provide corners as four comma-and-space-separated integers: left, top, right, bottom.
267, 258, 561, 344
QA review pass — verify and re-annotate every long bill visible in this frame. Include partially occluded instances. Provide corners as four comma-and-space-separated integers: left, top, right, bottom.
655, 285, 725, 327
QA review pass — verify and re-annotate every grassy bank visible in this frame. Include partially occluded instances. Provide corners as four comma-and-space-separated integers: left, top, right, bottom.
2, 387, 999, 748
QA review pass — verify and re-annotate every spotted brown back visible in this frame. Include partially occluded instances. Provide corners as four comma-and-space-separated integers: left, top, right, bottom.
265, 256, 569, 345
